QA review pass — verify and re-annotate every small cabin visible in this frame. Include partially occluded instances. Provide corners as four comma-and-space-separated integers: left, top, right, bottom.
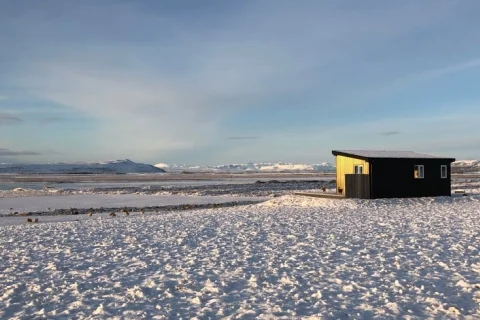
332, 150, 455, 199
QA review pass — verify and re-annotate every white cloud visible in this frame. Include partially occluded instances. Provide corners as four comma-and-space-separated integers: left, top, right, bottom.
22, 62, 222, 158
3, 1, 480, 162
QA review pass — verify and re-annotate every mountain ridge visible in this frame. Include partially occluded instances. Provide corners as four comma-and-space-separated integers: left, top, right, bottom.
155, 162, 335, 173
0, 159, 477, 174
451, 160, 480, 174
0, 159, 165, 174
155, 159, 480, 173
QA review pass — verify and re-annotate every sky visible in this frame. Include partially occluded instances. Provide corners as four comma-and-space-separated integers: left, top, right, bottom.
1, 0, 480, 165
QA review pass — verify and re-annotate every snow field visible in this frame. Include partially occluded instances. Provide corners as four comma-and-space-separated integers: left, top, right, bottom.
0, 194, 263, 216
1, 195, 479, 318
0, 179, 335, 199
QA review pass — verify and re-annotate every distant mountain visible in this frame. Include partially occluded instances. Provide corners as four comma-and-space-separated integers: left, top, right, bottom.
155, 159, 480, 174
153, 163, 169, 169
452, 160, 480, 174
452, 160, 480, 167
154, 162, 335, 173
0, 159, 166, 174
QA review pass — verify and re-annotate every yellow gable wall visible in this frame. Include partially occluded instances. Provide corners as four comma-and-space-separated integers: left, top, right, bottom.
335, 155, 369, 194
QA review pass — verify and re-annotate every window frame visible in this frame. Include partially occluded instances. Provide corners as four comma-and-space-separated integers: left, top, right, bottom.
414, 165, 424, 179
354, 164, 364, 174
441, 165, 447, 179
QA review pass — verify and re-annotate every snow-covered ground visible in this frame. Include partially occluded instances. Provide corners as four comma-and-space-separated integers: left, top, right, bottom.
0, 178, 479, 318
0, 195, 479, 318
452, 179, 480, 195
0, 194, 264, 217
0, 179, 336, 199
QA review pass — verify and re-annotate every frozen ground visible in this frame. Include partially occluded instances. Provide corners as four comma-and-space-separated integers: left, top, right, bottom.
0, 194, 265, 217
452, 178, 480, 195
0, 179, 334, 217
0, 178, 334, 195
1, 194, 479, 319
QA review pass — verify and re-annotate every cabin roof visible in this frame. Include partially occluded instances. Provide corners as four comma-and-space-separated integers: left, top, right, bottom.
332, 150, 455, 161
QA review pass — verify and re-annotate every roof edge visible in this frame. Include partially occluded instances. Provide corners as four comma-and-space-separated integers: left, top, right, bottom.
332, 150, 369, 161
332, 150, 455, 162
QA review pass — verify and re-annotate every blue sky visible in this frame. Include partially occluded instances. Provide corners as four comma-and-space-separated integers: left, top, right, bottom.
1, 0, 480, 165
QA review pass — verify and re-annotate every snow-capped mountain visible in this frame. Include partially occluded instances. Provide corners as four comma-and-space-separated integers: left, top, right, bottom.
0, 159, 166, 174
155, 159, 480, 174
452, 160, 480, 174
155, 162, 335, 173
257, 163, 335, 172
452, 160, 480, 167
153, 163, 169, 169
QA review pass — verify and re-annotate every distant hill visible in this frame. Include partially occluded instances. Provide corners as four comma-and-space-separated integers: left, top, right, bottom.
155, 162, 335, 173
155, 160, 480, 174
0, 159, 166, 174
5, 158, 474, 175
452, 160, 480, 174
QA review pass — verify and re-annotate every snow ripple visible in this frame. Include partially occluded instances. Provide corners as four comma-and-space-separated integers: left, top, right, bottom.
0, 196, 479, 318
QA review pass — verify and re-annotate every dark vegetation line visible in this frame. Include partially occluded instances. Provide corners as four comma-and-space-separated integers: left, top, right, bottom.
4, 200, 265, 217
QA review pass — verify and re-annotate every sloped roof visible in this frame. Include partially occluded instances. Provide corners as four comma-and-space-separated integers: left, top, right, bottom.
332, 150, 455, 161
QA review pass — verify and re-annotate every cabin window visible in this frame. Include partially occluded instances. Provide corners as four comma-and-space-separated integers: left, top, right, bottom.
354, 165, 363, 174
414, 165, 424, 179
441, 165, 447, 178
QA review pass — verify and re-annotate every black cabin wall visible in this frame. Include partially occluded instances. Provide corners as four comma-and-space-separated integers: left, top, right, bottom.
370, 159, 452, 199
345, 174, 370, 199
